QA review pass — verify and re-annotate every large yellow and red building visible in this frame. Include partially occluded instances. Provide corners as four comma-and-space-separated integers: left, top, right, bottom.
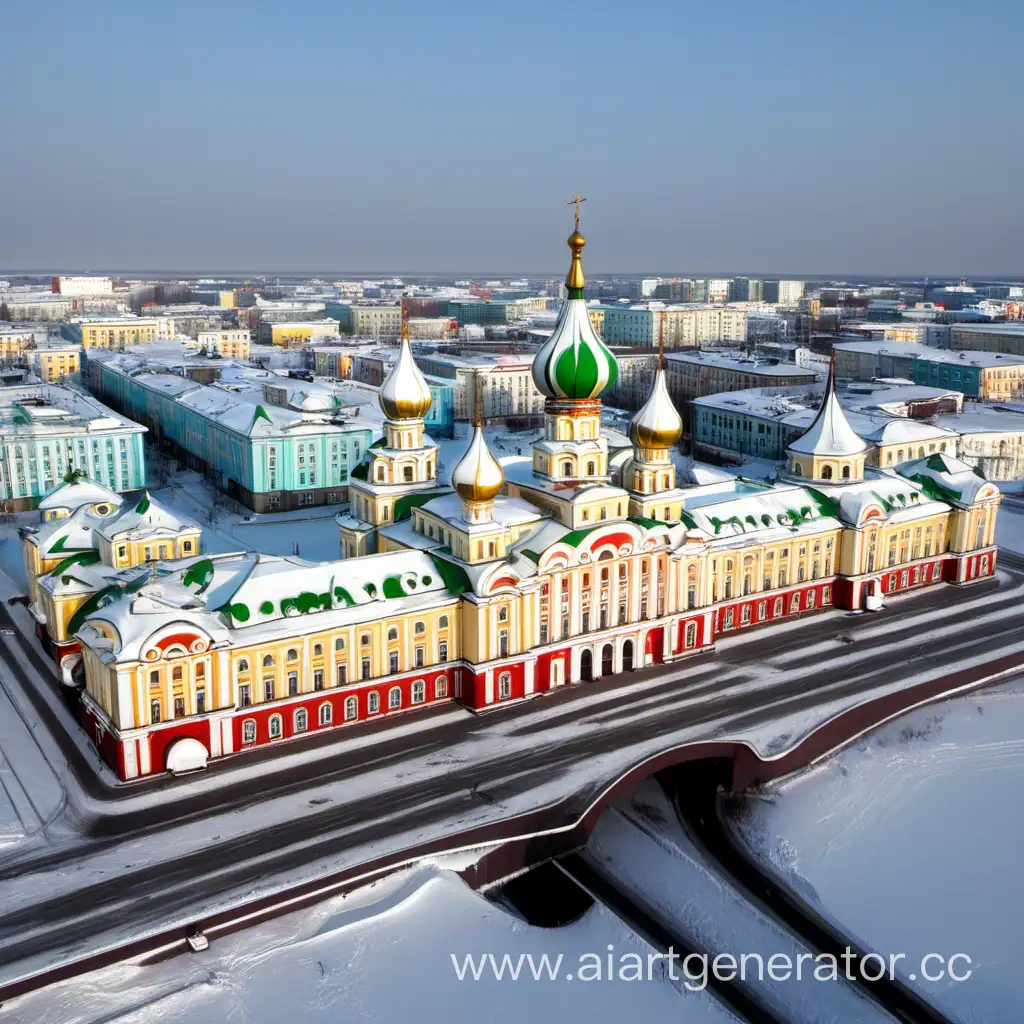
64, 219, 1001, 779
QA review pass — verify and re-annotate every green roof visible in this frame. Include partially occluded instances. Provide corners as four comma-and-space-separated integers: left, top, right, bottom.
520, 549, 541, 563
350, 461, 369, 481
393, 488, 449, 523
182, 557, 215, 592
428, 553, 470, 595
135, 492, 151, 514
47, 550, 100, 577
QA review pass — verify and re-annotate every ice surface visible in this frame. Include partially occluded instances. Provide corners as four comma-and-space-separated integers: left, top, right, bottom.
727, 680, 1024, 1022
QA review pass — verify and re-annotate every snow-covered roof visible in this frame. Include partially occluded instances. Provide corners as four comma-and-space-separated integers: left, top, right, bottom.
95, 492, 199, 542
37, 477, 121, 512
896, 452, 1000, 508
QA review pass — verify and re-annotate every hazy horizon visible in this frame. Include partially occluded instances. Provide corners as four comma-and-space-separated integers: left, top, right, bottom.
3, 0, 1022, 278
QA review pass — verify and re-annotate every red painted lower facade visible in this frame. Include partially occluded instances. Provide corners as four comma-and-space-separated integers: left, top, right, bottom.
77, 547, 998, 780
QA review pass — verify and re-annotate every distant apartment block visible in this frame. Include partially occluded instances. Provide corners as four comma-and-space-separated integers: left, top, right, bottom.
0, 384, 147, 511
665, 350, 818, 404
29, 343, 83, 382
258, 320, 341, 347
600, 304, 748, 349
197, 329, 251, 360
950, 324, 1024, 357
51, 276, 114, 296
835, 341, 1024, 401
325, 302, 403, 338
61, 316, 169, 350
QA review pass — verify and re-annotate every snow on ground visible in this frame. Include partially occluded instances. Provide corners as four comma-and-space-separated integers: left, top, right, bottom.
7, 865, 739, 1024
586, 781, 892, 1024
726, 679, 1024, 1024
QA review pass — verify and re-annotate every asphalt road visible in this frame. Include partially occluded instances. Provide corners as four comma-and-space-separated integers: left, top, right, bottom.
0, 558, 1021, 990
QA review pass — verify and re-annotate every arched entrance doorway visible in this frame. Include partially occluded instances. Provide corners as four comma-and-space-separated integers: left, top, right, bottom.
622, 640, 634, 672
580, 649, 593, 682
601, 644, 614, 677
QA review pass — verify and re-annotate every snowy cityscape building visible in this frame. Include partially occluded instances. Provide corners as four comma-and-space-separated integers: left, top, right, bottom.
56, 218, 1002, 780
0, 384, 147, 511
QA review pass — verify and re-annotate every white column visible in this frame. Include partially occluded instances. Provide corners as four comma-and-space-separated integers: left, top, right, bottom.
484, 669, 494, 704
209, 717, 223, 757
524, 659, 535, 695
217, 650, 230, 708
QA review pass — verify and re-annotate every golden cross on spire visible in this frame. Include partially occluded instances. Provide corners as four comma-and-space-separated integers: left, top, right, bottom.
567, 193, 586, 227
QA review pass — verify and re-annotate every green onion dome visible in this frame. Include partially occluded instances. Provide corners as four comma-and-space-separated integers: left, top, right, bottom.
531, 228, 618, 400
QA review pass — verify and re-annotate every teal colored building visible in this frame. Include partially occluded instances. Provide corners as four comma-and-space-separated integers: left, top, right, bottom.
911, 357, 983, 398
85, 352, 372, 512
0, 384, 147, 510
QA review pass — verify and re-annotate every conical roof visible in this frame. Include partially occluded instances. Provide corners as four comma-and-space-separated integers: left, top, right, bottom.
787, 362, 867, 457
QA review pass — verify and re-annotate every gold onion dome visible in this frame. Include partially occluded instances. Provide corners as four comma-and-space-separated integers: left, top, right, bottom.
379, 336, 432, 420
631, 368, 683, 449
531, 219, 618, 401
452, 425, 504, 503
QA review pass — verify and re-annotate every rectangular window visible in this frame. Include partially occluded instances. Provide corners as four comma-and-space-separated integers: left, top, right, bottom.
239, 684, 251, 707
314, 669, 324, 690
361, 657, 371, 680
336, 663, 347, 686
438, 640, 448, 662
263, 678, 275, 702
288, 672, 298, 696
196, 690, 206, 714
174, 697, 185, 719
415, 646, 425, 668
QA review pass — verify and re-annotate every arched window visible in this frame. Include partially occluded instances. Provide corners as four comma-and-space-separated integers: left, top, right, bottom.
263, 654, 274, 667
562, 461, 573, 476
414, 620, 425, 634
269, 714, 283, 739
344, 695, 358, 721
498, 672, 511, 699
793, 463, 802, 476
435, 675, 448, 698
376, 465, 385, 482
498, 629, 509, 657
586, 461, 595, 475
821, 465, 833, 480
313, 643, 323, 657
172, 665, 183, 681
294, 708, 308, 733
237, 658, 249, 673
286, 648, 298, 661
685, 622, 697, 648
360, 632, 370, 646
387, 626, 399, 642
438, 615, 448, 629
319, 702, 333, 726
388, 686, 402, 710
242, 718, 257, 743
412, 680, 426, 703
842, 465, 851, 479
368, 691, 380, 714
150, 699, 161, 724
497, 606, 508, 622
334, 637, 345, 651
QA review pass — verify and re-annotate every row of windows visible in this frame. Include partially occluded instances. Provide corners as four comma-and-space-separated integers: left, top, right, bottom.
721, 586, 831, 628
234, 619, 450, 672
240, 677, 450, 740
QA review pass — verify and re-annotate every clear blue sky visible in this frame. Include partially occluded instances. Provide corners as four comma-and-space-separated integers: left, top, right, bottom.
2, 0, 1022, 276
